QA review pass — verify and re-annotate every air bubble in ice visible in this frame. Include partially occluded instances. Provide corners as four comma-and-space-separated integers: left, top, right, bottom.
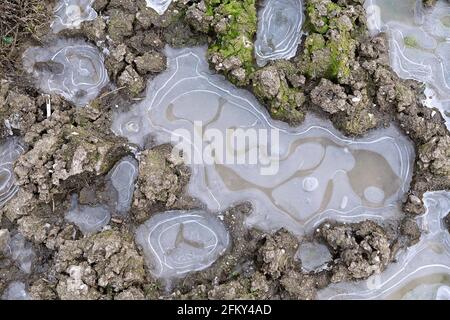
296, 241, 332, 272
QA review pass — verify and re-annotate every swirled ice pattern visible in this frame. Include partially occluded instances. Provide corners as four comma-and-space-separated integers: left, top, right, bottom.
145, 0, 173, 15
136, 210, 229, 279
365, 0, 450, 130
107, 156, 139, 214
319, 191, 450, 300
112, 47, 414, 236
1, 282, 31, 300
51, 0, 98, 33
0, 138, 25, 209
255, 0, 304, 67
65, 194, 111, 234
22, 39, 109, 107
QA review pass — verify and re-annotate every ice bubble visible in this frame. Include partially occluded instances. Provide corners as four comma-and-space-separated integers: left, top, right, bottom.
255, 0, 305, 67
145, 0, 173, 15
65, 194, 111, 234
51, 0, 98, 33
0, 138, 25, 209
113, 46, 414, 236
6, 233, 35, 274
107, 156, 139, 214
23, 39, 109, 107
1, 282, 31, 300
436, 285, 450, 300
136, 210, 230, 279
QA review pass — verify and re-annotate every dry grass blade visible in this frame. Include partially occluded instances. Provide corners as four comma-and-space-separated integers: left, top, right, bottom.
0, 0, 51, 77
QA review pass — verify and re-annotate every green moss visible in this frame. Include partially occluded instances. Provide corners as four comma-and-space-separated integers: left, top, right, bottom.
403, 36, 419, 48
269, 82, 305, 125
300, 0, 356, 82
206, 0, 257, 85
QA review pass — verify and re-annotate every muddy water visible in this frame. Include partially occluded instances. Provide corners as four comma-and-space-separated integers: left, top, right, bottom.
113, 46, 414, 236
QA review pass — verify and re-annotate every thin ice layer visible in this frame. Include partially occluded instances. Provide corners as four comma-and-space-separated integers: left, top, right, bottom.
23, 39, 109, 107
0, 138, 25, 209
1, 282, 31, 300
365, 0, 450, 129
254, 0, 305, 66
318, 191, 450, 300
145, 0, 173, 15
112, 46, 414, 236
65, 194, 111, 234
107, 156, 139, 214
51, 0, 98, 33
135, 210, 229, 279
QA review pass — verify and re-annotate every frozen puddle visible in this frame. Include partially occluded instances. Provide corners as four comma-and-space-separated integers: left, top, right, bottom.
106, 156, 139, 215
255, 0, 305, 66
0, 138, 25, 209
136, 210, 229, 279
113, 47, 414, 236
365, 0, 450, 129
145, 0, 173, 15
1, 282, 31, 300
318, 191, 450, 300
51, 0, 98, 33
23, 39, 109, 107
65, 194, 111, 234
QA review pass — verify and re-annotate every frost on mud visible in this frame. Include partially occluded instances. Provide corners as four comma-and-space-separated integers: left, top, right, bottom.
107, 156, 139, 215
113, 46, 414, 236
145, 0, 173, 15
136, 210, 229, 280
65, 194, 111, 234
0, 138, 25, 209
254, 0, 305, 66
365, 0, 450, 129
319, 191, 450, 300
51, 0, 98, 33
22, 39, 109, 107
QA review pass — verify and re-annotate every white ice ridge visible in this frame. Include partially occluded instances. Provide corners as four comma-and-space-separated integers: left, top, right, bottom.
0, 138, 25, 209
112, 46, 414, 236
51, 0, 98, 33
318, 191, 450, 300
22, 38, 109, 107
254, 0, 305, 67
107, 156, 139, 215
145, 0, 173, 15
135, 210, 229, 279
65, 194, 111, 234
364, 0, 450, 130
1, 282, 31, 300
